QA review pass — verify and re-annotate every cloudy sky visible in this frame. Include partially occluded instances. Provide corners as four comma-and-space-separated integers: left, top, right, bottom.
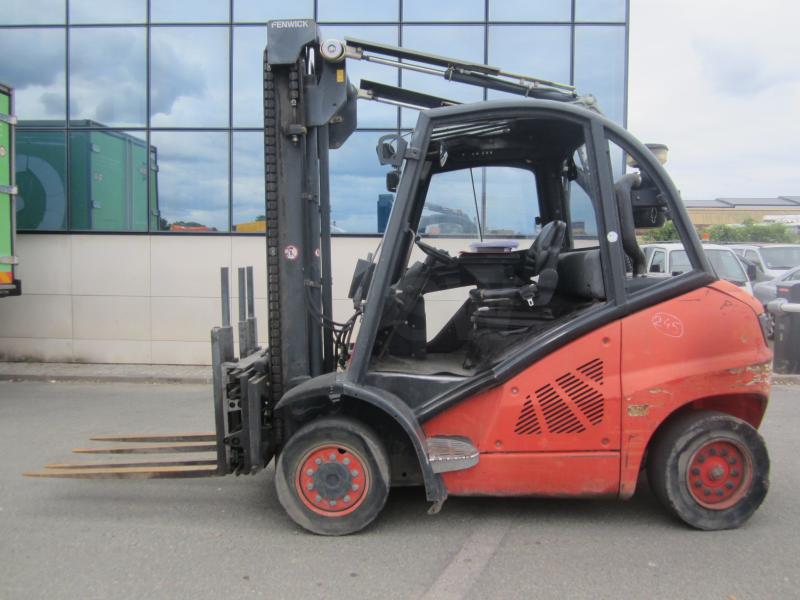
628, 0, 800, 200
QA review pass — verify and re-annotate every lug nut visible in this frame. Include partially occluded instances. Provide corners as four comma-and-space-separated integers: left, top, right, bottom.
330, 500, 337, 507
716, 489, 723, 497
352, 484, 359, 491
697, 455, 705, 463
306, 469, 314, 476
725, 482, 734, 490
694, 480, 702, 488
728, 457, 737, 465
329, 453, 337, 461
307, 483, 314, 490
708, 448, 717, 456
315, 458, 322, 465
691, 468, 700, 476
315, 495, 322, 502
351, 470, 359, 477
731, 469, 740, 477
703, 488, 711, 496
720, 448, 729, 457
344, 495, 352, 503
343, 458, 351, 465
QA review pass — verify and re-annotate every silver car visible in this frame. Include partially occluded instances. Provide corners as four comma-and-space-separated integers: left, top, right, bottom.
753, 265, 800, 305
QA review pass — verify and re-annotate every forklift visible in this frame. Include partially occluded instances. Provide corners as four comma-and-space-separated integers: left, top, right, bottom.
27, 20, 772, 536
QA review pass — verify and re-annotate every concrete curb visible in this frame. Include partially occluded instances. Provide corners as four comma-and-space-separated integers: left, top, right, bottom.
0, 373, 212, 385
0, 362, 213, 385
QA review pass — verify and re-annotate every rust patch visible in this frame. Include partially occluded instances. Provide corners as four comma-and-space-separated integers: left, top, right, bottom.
627, 404, 650, 417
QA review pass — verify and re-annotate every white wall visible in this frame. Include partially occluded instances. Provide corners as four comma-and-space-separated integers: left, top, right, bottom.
0, 234, 467, 365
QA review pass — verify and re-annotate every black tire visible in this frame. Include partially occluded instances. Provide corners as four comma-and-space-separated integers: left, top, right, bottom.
647, 410, 769, 530
275, 416, 390, 536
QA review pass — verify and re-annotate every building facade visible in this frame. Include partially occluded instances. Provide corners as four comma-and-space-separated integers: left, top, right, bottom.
0, 0, 629, 364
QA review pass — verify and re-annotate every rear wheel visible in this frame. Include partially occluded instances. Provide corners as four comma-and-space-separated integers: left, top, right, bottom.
275, 416, 390, 535
647, 411, 769, 530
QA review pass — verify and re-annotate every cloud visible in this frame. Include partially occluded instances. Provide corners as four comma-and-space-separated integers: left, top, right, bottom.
628, 0, 800, 199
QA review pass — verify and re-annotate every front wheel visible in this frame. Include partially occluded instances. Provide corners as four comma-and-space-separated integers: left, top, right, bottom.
647, 411, 769, 530
275, 416, 390, 535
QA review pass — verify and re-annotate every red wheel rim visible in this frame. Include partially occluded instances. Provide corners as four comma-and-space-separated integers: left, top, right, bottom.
686, 439, 752, 510
295, 444, 370, 517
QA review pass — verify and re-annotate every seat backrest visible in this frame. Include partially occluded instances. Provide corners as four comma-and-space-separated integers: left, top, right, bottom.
556, 249, 606, 300
531, 220, 567, 274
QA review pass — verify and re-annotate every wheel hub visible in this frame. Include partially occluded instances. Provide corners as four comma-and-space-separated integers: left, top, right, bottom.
686, 439, 752, 510
296, 445, 369, 516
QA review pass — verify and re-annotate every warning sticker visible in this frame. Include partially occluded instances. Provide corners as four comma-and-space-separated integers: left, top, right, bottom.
284, 245, 299, 260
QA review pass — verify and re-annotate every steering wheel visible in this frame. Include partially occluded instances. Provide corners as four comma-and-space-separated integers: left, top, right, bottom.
416, 237, 455, 265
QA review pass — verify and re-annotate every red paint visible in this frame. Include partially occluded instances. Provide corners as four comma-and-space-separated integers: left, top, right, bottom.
686, 440, 752, 509
295, 444, 369, 517
422, 285, 771, 501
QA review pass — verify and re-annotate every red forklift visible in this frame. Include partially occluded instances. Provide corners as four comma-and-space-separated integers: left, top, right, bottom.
27, 20, 772, 536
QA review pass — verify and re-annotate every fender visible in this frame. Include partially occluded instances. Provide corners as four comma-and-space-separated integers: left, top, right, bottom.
275, 372, 446, 502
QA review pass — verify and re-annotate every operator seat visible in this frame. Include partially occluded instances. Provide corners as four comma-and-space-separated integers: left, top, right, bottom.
469, 220, 567, 328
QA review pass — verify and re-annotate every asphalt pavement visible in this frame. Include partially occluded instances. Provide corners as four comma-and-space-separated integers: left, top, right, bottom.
0, 381, 797, 600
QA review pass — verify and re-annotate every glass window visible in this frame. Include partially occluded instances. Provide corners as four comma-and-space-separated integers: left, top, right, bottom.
568, 147, 599, 246
574, 26, 626, 124
1, 0, 65, 25
485, 167, 539, 236
420, 169, 484, 238
69, 27, 147, 127
488, 25, 571, 99
232, 132, 265, 232
761, 247, 800, 269
400, 25, 484, 127
15, 130, 67, 230
489, 0, 571, 22
150, 131, 229, 232
0, 28, 66, 124
321, 25, 399, 129
650, 250, 665, 273
151, 0, 229, 23
70, 0, 145, 24
234, 0, 314, 22
233, 26, 267, 127
575, 0, 627, 23
668, 250, 691, 274
403, 0, 484, 22
317, 0, 398, 22
150, 27, 229, 127
330, 130, 393, 233
68, 129, 153, 231
705, 249, 747, 283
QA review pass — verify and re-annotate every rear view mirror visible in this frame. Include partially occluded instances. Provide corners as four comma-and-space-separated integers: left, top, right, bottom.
375, 133, 407, 167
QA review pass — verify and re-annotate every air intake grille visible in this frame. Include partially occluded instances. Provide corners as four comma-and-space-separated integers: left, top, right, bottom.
514, 358, 604, 435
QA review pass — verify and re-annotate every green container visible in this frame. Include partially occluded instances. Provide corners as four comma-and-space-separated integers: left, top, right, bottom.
15, 121, 159, 232
0, 83, 20, 296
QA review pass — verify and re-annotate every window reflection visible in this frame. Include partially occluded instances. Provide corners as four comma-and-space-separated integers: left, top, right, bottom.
489, 0, 571, 22
320, 25, 399, 129
330, 131, 393, 233
150, 131, 229, 232
69, 27, 146, 127
1, 0, 64, 25
151, 0, 229, 23
234, 0, 313, 22
403, 0, 483, 22
0, 29, 65, 123
400, 25, 484, 127
232, 132, 265, 231
233, 26, 267, 127
70, 0, 145, 24
68, 129, 154, 231
576, 0, 627, 22
485, 167, 539, 236
317, 0, 398, 23
574, 26, 626, 124
150, 27, 229, 127
487, 25, 570, 101
15, 130, 67, 230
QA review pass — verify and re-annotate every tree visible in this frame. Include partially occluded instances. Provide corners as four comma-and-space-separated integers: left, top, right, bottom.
640, 220, 679, 242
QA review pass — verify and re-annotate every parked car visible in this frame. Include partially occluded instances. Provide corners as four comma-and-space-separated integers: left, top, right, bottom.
753, 265, 800, 306
729, 244, 800, 279
642, 242, 754, 295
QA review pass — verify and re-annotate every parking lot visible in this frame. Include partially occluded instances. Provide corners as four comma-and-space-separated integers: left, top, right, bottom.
1, 380, 798, 600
